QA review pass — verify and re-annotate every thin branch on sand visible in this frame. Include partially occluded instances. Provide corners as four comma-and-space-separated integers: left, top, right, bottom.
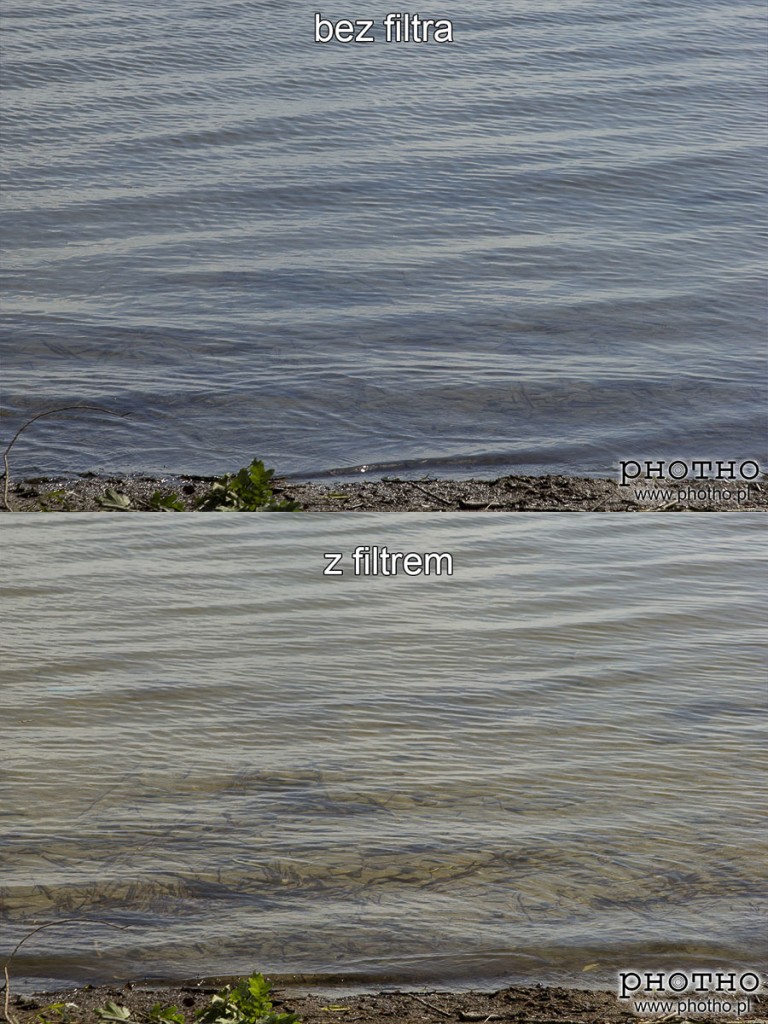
1, 406, 127, 511
2, 919, 133, 1024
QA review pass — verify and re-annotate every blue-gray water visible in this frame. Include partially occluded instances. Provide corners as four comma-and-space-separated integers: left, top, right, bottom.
1, 1, 765, 479
2, 516, 766, 990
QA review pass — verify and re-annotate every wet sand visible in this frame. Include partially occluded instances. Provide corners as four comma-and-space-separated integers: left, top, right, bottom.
4, 473, 766, 512
7, 980, 768, 1024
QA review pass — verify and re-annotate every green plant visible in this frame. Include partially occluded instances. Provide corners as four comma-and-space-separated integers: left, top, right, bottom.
36, 1001, 79, 1024
147, 1004, 185, 1024
195, 460, 298, 512
95, 1003, 131, 1021
91, 1001, 185, 1024
96, 488, 132, 511
148, 490, 185, 511
37, 489, 69, 511
196, 974, 299, 1024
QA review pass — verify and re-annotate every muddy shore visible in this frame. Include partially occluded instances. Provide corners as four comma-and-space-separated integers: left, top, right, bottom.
8, 981, 768, 1024
3, 473, 766, 512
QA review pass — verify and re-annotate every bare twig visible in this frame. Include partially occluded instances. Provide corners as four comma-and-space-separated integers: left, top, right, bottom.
3, 919, 132, 1024
638, 500, 684, 512
404, 480, 455, 508
1, 406, 126, 511
458, 500, 502, 510
458, 1013, 501, 1022
407, 992, 454, 1017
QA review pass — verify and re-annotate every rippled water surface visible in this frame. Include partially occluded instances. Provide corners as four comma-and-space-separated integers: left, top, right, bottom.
1, 1, 765, 478
2, 515, 766, 989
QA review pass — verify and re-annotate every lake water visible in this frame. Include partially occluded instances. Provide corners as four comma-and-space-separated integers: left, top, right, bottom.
2, 515, 766, 991
1, 1, 765, 480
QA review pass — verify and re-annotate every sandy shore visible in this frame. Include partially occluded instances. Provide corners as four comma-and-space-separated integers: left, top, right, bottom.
4, 472, 766, 512
8, 980, 768, 1024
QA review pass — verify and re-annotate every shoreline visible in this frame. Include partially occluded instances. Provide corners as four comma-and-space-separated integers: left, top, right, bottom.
8, 979, 768, 1024
4, 472, 766, 512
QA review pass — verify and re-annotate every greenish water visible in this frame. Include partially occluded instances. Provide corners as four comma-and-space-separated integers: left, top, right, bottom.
2, 515, 766, 991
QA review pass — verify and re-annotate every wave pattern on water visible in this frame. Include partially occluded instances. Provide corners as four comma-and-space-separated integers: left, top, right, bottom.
2, 516, 766, 988
0, 1, 765, 477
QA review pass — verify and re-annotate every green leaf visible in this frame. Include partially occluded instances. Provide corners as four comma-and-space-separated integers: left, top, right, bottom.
195, 459, 298, 512
37, 1001, 79, 1023
148, 490, 185, 511
96, 488, 132, 511
147, 1004, 186, 1024
195, 974, 300, 1024
246, 975, 271, 1003
96, 1002, 132, 1021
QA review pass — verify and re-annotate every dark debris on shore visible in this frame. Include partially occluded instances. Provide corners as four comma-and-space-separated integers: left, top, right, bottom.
9, 981, 768, 1024
3, 473, 766, 512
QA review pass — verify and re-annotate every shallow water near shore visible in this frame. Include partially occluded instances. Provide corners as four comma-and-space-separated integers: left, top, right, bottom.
2, 515, 766, 990
1, 1, 765, 479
